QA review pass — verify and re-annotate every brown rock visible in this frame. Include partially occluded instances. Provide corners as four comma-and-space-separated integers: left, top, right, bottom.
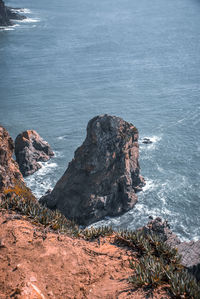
40, 115, 145, 226
144, 217, 200, 281
0, 126, 24, 194
15, 130, 54, 177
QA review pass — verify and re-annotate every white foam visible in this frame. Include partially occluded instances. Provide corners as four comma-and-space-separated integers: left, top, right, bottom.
17, 18, 40, 23
57, 135, 68, 140
53, 151, 64, 158
142, 178, 156, 192
11, 8, 31, 14
24, 161, 58, 199
0, 24, 19, 31
140, 135, 162, 151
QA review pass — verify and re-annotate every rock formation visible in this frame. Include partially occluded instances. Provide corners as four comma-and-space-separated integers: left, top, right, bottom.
40, 115, 145, 226
0, 0, 25, 27
0, 126, 24, 194
144, 217, 200, 281
15, 130, 54, 177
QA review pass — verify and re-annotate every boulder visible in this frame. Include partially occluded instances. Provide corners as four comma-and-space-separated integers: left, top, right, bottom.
144, 217, 200, 281
15, 130, 54, 177
0, 126, 24, 194
40, 114, 145, 226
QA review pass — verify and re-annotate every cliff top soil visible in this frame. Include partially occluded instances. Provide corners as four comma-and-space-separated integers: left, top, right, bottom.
0, 209, 169, 299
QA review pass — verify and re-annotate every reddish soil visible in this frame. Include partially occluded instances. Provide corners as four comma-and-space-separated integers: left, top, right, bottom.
0, 210, 169, 299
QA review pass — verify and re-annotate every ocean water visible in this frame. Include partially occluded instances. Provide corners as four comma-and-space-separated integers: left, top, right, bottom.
0, 0, 199, 241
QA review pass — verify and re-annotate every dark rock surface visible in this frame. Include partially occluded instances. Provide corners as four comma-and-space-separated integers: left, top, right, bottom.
0, 0, 25, 27
0, 126, 24, 193
40, 114, 145, 226
145, 217, 200, 281
142, 137, 153, 144
15, 130, 54, 177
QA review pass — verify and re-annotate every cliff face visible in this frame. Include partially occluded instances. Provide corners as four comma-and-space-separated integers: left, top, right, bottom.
0, 126, 24, 194
0, 0, 11, 26
40, 115, 145, 226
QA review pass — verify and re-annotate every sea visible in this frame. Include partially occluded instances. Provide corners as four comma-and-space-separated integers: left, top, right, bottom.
0, 0, 199, 241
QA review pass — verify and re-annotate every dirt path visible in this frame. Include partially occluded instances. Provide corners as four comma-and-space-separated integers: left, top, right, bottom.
0, 210, 169, 299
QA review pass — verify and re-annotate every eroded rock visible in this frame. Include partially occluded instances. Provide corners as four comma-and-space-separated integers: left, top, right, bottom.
15, 130, 54, 177
40, 114, 145, 226
0, 126, 24, 193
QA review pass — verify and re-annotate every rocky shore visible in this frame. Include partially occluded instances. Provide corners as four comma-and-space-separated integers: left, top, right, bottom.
0, 0, 25, 27
0, 118, 200, 298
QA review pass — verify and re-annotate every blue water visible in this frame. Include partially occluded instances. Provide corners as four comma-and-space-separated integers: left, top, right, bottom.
0, 0, 200, 240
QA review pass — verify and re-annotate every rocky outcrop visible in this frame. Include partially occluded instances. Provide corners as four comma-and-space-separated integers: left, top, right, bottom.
0, 126, 24, 194
0, 0, 25, 27
40, 115, 145, 226
15, 130, 54, 177
0, 0, 10, 26
144, 217, 200, 281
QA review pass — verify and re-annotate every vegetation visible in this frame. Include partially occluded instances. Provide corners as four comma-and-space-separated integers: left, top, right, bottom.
2, 180, 78, 234
115, 230, 200, 298
1, 182, 200, 298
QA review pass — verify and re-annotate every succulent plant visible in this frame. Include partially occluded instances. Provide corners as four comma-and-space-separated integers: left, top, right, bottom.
1, 181, 200, 298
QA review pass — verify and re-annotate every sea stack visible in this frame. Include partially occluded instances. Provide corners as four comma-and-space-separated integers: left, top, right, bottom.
40, 115, 145, 226
15, 130, 54, 177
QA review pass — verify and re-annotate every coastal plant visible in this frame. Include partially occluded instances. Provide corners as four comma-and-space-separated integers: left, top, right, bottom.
1, 188, 78, 235
116, 229, 200, 298
1, 183, 200, 298
82, 226, 113, 240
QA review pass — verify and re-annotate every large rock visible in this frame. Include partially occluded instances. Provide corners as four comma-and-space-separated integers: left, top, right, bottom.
0, 0, 11, 26
15, 130, 54, 177
0, 0, 25, 27
144, 217, 200, 281
0, 126, 24, 194
40, 115, 145, 226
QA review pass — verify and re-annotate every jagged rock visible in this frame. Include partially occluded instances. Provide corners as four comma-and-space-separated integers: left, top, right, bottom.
40, 114, 145, 226
0, 0, 25, 27
142, 137, 153, 144
0, 126, 24, 194
144, 217, 200, 281
15, 130, 54, 177
0, 0, 11, 26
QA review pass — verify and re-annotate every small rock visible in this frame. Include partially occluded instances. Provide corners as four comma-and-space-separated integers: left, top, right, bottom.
142, 137, 153, 144
15, 130, 54, 176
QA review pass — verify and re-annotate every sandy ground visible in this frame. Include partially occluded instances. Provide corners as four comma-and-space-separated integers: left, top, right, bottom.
0, 209, 169, 299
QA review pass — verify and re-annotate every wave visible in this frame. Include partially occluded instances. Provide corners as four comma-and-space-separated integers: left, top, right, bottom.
16, 18, 40, 23
24, 161, 58, 199
11, 8, 31, 14
142, 178, 156, 193
0, 24, 19, 31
